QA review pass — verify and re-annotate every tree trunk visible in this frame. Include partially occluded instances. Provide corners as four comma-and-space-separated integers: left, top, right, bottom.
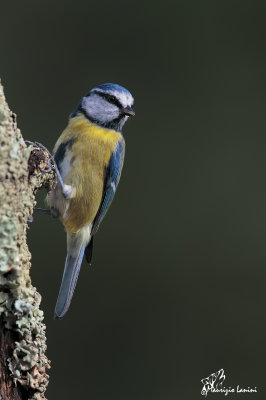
0, 79, 54, 399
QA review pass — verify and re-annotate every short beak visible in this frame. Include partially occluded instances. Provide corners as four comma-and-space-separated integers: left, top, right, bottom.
122, 106, 135, 117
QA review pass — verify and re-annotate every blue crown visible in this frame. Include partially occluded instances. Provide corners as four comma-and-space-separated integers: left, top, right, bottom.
93, 83, 131, 95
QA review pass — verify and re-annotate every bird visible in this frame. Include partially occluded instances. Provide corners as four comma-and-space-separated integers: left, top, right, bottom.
47, 83, 135, 319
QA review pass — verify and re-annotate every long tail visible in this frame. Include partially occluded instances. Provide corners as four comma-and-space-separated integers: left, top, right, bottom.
54, 245, 85, 319
55, 226, 93, 319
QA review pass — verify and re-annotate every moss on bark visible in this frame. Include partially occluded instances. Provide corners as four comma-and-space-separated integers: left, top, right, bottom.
0, 80, 55, 399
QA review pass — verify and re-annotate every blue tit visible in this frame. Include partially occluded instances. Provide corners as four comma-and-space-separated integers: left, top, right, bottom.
47, 83, 135, 319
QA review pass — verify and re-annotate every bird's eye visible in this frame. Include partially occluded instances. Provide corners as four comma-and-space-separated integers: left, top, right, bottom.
109, 95, 116, 102
104, 93, 122, 108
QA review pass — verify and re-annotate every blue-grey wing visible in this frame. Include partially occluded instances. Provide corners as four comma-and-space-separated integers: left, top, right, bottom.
91, 139, 125, 236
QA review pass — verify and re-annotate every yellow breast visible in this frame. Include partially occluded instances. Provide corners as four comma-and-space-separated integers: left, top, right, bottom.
54, 114, 122, 233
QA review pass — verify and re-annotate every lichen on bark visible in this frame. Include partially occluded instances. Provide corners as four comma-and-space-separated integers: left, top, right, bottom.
0, 79, 55, 399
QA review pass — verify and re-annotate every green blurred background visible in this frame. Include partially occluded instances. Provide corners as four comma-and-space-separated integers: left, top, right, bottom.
1, 1, 266, 398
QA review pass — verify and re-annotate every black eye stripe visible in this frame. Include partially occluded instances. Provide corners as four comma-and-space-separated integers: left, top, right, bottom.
93, 90, 123, 109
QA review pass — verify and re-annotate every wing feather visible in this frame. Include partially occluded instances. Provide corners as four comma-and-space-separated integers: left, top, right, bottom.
91, 139, 125, 236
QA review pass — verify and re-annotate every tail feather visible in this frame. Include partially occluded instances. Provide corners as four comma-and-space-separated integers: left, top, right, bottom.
54, 246, 85, 319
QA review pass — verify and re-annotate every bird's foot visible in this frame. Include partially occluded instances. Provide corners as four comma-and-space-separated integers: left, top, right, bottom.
33, 207, 59, 218
33, 207, 51, 215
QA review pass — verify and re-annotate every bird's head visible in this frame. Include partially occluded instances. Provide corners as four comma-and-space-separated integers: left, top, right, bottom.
72, 83, 135, 132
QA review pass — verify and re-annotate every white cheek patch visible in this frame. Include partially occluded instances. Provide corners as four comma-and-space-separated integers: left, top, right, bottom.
82, 95, 119, 123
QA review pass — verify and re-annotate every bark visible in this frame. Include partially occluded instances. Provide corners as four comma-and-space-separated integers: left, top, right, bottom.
0, 79, 55, 399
